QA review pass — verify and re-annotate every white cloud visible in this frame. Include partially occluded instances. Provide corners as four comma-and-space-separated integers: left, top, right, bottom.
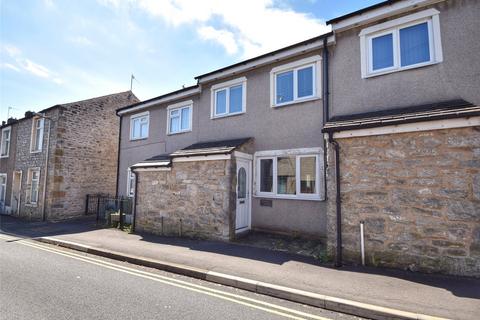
69, 36, 94, 46
99, 0, 330, 58
198, 26, 238, 55
1, 43, 63, 84
1, 63, 21, 72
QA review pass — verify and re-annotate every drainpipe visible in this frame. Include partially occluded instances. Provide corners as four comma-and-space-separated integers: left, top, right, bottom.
131, 170, 138, 232
329, 132, 342, 267
115, 115, 123, 198
322, 37, 330, 200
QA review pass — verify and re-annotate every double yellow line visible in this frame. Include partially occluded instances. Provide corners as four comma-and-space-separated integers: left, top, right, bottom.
0, 234, 332, 320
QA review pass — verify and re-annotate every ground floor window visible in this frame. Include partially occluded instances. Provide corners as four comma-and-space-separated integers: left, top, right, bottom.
255, 148, 323, 200
26, 168, 40, 205
126, 168, 135, 197
0, 173, 6, 203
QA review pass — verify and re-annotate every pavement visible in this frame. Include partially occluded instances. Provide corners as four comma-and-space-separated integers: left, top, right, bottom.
1, 215, 479, 320
0, 233, 359, 320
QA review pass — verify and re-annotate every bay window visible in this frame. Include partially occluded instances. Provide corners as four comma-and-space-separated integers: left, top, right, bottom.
255, 149, 323, 200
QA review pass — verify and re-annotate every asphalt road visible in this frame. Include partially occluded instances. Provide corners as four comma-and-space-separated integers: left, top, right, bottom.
0, 234, 362, 320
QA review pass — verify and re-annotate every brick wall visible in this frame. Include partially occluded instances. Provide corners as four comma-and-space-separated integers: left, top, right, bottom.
326, 126, 480, 276
135, 159, 234, 240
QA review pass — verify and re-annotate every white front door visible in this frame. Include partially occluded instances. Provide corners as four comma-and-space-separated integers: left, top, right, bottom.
235, 158, 251, 232
11, 171, 22, 215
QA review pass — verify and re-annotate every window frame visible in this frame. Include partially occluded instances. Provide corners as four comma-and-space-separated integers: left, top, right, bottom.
254, 148, 324, 201
0, 126, 11, 158
26, 167, 40, 206
167, 100, 193, 135
270, 55, 322, 108
130, 111, 149, 141
359, 8, 443, 78
0, 173, 6, 203
210, 77, 247, 119
30, 117, 44, 153
126, 168, 135, 197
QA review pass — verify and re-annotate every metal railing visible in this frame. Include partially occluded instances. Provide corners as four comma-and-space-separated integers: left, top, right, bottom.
85, 194, 133, 229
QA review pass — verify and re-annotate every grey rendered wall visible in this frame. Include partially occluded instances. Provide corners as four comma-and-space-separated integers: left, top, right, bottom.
329, 0, 480, 118
118, 51, 327, 237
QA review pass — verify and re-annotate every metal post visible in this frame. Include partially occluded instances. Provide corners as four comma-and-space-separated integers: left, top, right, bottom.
85, 194, 89, 215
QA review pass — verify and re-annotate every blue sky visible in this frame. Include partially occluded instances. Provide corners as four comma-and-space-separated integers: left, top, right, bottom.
1, 0, 382, 121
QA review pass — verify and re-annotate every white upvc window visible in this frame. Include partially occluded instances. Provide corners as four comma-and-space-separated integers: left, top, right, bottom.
126, 168, 135, 197
359, 8, 443, 78
30, 117, 44, 153
130, 112, 149, 140
211, 77, 247, 118
0, 127, 11, 158
270, 55, 321, 108
26, 168, 40, 206
0, 173, 6, 204
167, 100, 193, 135
255, 148, 324, 201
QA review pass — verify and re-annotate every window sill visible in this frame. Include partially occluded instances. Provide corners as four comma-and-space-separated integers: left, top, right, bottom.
129, 137, 148, 142
364, 60, 439, 79
167, 129, 192, 136
211, 111, 246, 120
25, 203, 38, 207
0, 155, 9, 159
253, 194, 324, 201
272, 96, 321, 108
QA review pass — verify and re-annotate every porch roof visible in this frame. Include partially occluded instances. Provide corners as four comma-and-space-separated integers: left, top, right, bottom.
130, 154, 171, 169
322, 99, 479, 133
170, 137, 252, 157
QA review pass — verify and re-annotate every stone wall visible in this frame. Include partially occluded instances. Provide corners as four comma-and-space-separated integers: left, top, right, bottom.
0, 122, 18, 211
135, 159, 234, 240
326, 126, 480, 277
47, 92, 138, 220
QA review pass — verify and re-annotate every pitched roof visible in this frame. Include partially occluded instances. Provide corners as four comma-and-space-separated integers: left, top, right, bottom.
326, 0, 402, 25
322, 100, 478, 133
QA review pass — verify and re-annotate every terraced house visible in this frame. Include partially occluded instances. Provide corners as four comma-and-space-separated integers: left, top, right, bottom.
117, 0, 479, 277
0, 92, 138, 220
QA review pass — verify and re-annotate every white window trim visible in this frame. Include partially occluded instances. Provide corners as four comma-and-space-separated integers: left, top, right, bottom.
0, 173, 6, 203
26, 167, 40, 206
130, 111, 149, 141
0, 126, 11, 158
30, 117, 44, 153
270, 55, 322, 108
254, 148, 324, 201
210, 77, 247, 119
167, 100, 193, 135
126, 168, 135, 197
359, 8, 443, 78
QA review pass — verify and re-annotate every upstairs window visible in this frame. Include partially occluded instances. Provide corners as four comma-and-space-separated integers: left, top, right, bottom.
130, 112, 149, 140
270, 55, 321, 107
0, 127, 11, 158
360, 9, 443, 78
211, 77, 246, 118
30, 117, 44, 153
168, 101, 192, 134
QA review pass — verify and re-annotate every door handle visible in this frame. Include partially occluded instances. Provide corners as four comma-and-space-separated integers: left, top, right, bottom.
239, 200, 245, 204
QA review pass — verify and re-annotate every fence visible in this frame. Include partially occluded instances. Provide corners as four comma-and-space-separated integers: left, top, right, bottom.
85, 194, 133, 229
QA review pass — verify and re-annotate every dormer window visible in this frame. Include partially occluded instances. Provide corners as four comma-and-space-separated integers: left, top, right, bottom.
360, 9, 443, 78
